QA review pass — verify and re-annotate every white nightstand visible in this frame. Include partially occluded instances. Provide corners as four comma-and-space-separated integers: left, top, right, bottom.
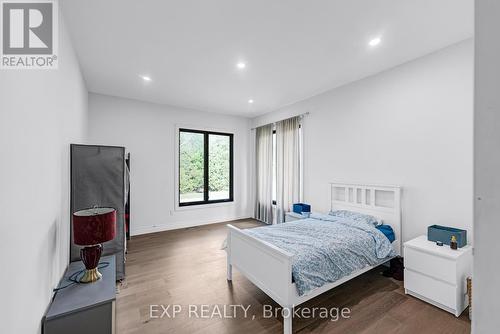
284, 212, 309, 222
404, 235, 472, 317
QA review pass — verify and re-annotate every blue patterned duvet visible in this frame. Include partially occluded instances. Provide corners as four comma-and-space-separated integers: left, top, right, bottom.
244, 213, 396, 296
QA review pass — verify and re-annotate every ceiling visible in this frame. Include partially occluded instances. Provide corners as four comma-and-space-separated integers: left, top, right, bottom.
61, 0, 473, 117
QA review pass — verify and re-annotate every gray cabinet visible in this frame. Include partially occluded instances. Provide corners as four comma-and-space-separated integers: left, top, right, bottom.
43, 256, 116, 334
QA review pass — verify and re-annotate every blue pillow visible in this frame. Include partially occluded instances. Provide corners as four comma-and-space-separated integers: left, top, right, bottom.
329, 210, 383, 227
376, 225, 396, 243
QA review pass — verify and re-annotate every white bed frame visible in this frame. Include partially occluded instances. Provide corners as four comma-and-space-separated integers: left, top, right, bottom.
226, 183, 402, 334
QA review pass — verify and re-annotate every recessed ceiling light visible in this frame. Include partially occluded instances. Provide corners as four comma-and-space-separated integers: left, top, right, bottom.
236, 62, 246, 69
248, 99, 254, 104
369, 37, 382, 47
140, 75, 152, 82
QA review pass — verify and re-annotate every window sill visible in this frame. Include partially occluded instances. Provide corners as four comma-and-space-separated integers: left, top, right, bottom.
175, 200, 235, 211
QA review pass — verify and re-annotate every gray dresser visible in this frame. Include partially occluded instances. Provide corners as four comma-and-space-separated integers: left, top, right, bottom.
43, 256, 116, 334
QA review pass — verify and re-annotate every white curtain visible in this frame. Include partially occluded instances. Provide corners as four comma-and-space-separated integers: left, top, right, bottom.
275, 116, 301, 224
254, 124, 274, 224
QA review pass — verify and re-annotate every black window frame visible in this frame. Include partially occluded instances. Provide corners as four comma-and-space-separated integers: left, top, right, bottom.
178, 128, 234, 206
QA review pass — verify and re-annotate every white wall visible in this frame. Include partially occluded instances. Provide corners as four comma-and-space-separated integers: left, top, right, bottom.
473, 1, 500, 332
253, 39, 473, 242
88, 94, 253, 235
0, 17, 88, 334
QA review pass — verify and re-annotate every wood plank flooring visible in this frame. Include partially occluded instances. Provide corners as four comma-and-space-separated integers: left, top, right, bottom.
116, 219, 470, 334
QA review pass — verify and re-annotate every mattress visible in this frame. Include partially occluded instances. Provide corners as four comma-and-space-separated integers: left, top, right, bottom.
244, 213, 396, 296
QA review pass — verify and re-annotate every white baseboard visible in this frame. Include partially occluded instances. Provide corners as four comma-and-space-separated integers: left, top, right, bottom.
130, 215, 253, 236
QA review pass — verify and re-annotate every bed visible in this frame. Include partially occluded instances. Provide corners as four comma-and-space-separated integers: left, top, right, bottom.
225, 183, 402, 334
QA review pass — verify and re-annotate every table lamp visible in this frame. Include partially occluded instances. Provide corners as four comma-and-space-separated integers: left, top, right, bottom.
73, 207, 116, 283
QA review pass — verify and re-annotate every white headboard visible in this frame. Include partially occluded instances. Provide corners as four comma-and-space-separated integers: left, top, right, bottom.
330, 182, 402, 256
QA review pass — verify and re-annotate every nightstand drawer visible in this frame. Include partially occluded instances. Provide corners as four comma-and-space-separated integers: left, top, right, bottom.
405, 269, 456, 310
404, 246, 456, 284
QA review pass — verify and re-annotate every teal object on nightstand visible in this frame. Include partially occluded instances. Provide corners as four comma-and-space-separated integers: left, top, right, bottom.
427, 225, 467, 248
293, 203, 311, 214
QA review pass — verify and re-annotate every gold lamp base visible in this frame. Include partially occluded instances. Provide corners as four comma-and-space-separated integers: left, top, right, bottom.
80, 267, 102, 283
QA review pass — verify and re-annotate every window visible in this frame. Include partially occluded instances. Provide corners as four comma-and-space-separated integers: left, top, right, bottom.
272, 130, 276, 204
271, 126, 302, 205
179, 129, 233, 206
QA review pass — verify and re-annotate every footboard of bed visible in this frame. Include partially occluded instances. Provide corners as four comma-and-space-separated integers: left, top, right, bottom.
226, 224, 293, 306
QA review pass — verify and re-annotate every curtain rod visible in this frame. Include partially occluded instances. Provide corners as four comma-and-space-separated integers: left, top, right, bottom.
251, 112, 310, 130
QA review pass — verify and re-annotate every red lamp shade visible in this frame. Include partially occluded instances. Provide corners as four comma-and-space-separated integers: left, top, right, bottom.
73, 207, 116, 246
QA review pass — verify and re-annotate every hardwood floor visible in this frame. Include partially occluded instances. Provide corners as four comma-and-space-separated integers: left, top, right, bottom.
116, 219, 471, 334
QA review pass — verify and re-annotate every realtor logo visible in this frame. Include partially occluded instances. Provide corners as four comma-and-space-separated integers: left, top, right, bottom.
1, 0, 58, 69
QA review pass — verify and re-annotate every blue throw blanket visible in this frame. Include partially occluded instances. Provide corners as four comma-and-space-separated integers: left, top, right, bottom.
244, 213, 396, 296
